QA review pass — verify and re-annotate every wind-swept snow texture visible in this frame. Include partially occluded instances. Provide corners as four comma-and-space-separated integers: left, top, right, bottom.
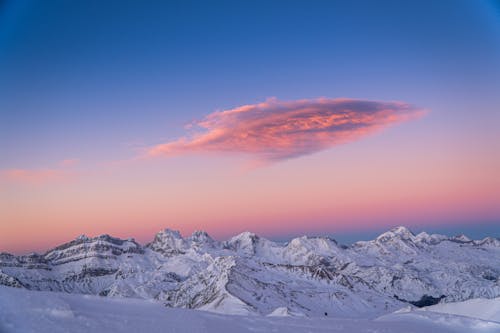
418, 297, 500, 322
1, 286, 500, 333
0, 226, 499, 319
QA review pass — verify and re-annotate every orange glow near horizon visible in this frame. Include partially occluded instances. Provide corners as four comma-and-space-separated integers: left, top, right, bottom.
1, 128, 499, 254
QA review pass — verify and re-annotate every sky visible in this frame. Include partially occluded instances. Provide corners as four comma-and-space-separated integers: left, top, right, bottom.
1, 0, 499, 253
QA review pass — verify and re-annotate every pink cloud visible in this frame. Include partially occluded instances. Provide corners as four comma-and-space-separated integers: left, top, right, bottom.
1, 158, 80, 185
148, 98, 425, 162
59, 159, 79, 167
1, 169, 67, 185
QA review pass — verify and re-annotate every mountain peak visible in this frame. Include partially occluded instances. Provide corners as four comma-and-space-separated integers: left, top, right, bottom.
391, 226, 414, 236
76, 234, 89, 241
189, 230, 214, 244
477, 237, 500, 247
414, 232, 447, 245
148, 229, 187, 254
225, 232, 268, 256
451, 234, 472, 243
233, 231, 259, 240
376, 226, 415, 242
157, 229, 183, 239
227, 231, 259, 246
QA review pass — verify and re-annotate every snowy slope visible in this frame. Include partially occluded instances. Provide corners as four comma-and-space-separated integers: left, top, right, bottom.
0, 226, 499, 318
1, 286, 499, 333
419, 297, 500, 322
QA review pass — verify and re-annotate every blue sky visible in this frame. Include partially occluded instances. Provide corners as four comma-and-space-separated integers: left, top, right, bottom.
1, 0, 499, 167
0, 1, 499, 252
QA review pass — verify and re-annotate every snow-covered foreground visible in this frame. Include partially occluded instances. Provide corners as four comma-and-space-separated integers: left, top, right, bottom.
1, 286, 499, 333
416, 297, 500, 323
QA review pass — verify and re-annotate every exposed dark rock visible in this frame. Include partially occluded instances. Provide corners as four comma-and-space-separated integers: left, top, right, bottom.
394, 294, 445, 307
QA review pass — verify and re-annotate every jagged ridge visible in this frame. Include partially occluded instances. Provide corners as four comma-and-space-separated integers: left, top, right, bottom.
0, 226, 499, 317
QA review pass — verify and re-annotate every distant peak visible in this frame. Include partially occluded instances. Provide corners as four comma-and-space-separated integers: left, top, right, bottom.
191, 230, 209, 237
228, 231, 260, 244
390, 226, 414, 236
224, 232, 264, 255
147, 229, 187, 254
414, 231, 447, 245
76, 234, 89, 241
189, 230, 214, 243
235, 231, 258, 239
96, 234, 112, 240
477, 236, 500, 247
376, 226, 415, 242
452, 234, 472, 243
157, 229, 183, 239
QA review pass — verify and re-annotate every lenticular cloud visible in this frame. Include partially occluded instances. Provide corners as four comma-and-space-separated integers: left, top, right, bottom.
148, 98, 424, 162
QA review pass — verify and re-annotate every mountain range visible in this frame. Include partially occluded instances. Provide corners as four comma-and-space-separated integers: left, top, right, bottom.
1, 226, 498, 318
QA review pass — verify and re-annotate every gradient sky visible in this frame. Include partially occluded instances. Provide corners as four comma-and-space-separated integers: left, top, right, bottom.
1, 0, 499, 253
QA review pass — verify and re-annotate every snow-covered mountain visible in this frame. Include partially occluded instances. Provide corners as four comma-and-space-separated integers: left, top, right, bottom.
0, 226, 499, 318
